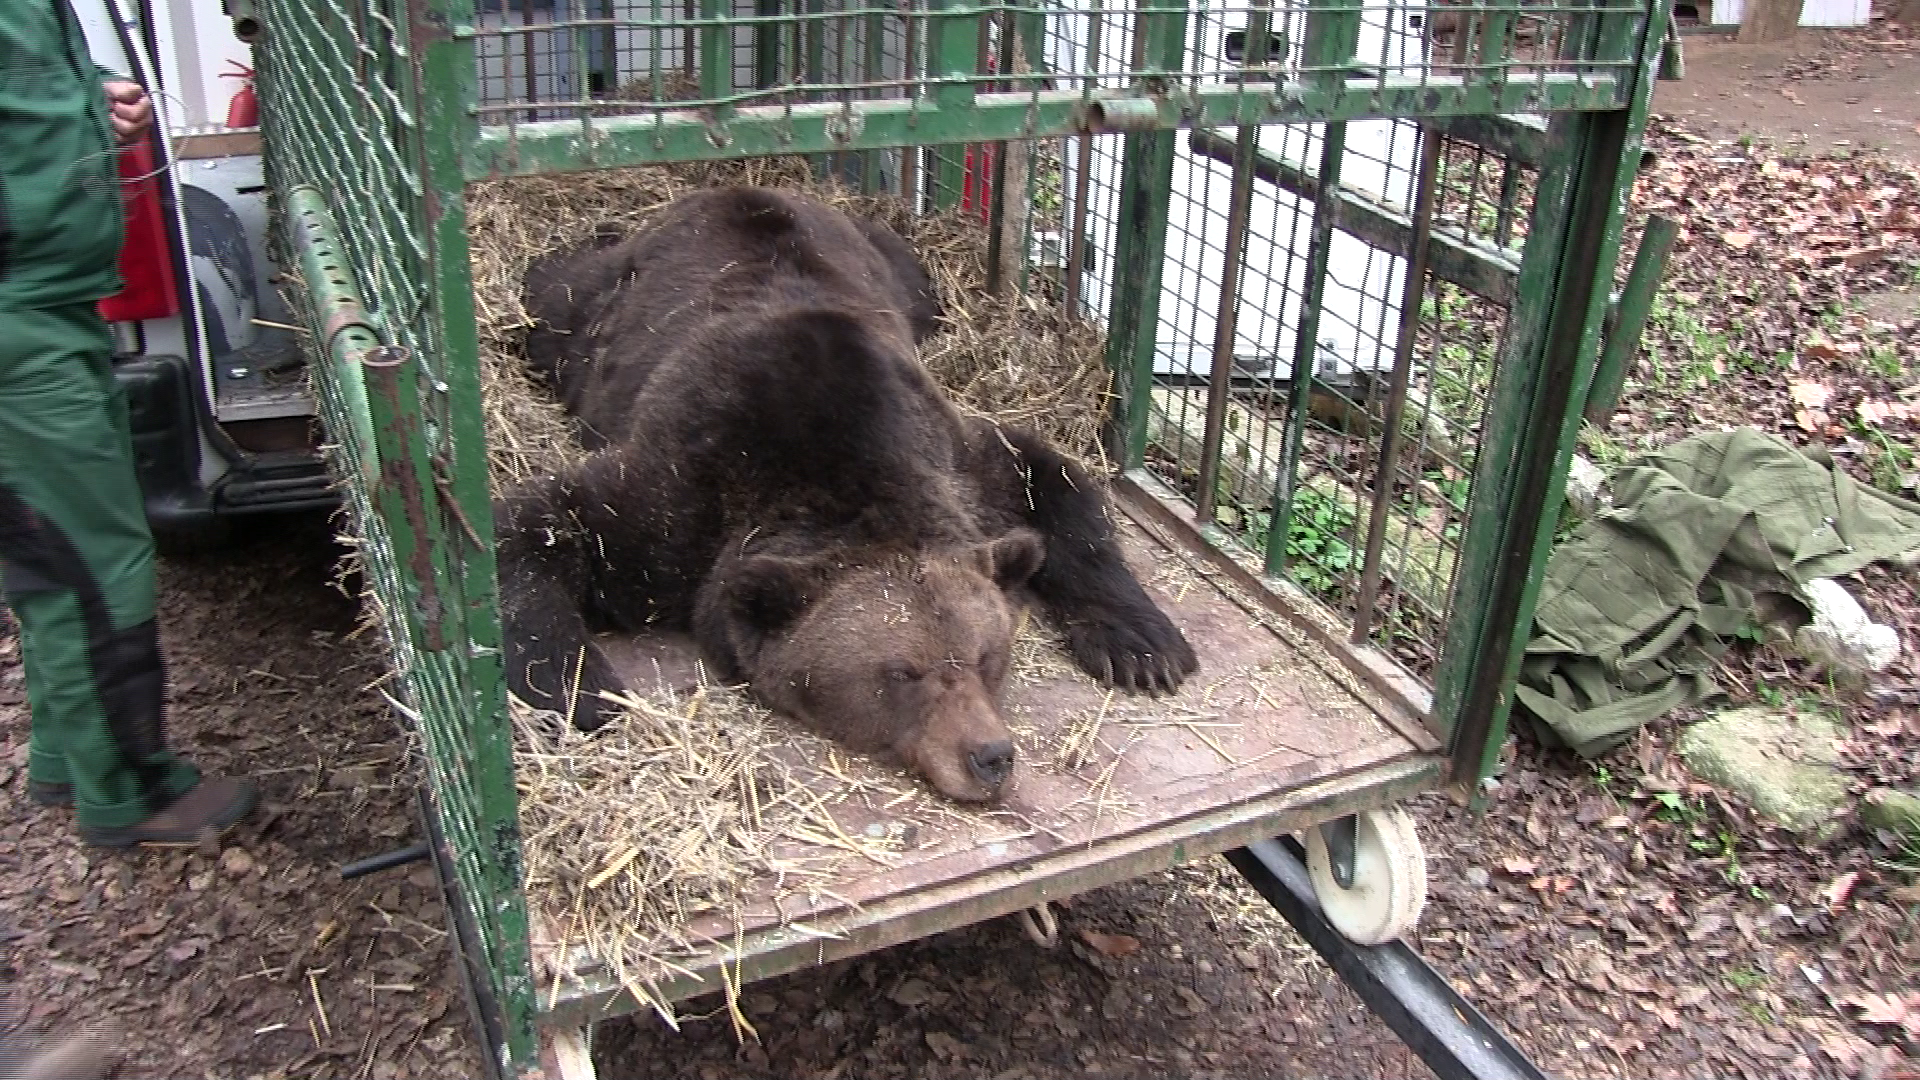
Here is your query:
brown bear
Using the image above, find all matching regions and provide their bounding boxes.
[496,186,1196,803]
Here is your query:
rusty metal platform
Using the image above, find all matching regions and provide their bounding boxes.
[535,487,1448,1026]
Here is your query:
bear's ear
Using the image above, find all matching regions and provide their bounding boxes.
[973,528,1046,592]
[725,554,829,637]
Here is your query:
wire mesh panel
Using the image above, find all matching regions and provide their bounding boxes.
[1031,0,1674,776]
[255,0,537,1068]
[1031,1,1539,681]
[460,0,1654,173]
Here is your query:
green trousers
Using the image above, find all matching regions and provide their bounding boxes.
[0,301,196,828]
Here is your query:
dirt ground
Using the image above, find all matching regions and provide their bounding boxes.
[4,14,1920,1080]
[0,516,484,1080]
[1653,26,1920,160]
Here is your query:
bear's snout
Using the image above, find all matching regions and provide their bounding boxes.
[966,739,1016,790]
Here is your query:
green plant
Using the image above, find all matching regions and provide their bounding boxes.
[1592,764,1614,791]
[1648,292,1751,389]
[1651,790,1701,824]
[1868,344,1905,380]
[1578,423,1632,468]
[1856,421,1915,496]
[1282,485,1358,598]
[1873,826,1920,881]
[1756,679,1785,707]
[1690,828,1743,884]
[1725,966,1768,991]
[1213,482,1358,602]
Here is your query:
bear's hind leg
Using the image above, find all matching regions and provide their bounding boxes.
[964,423,1198,694]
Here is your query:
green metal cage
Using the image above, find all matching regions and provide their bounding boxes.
[252,0,1673,1070]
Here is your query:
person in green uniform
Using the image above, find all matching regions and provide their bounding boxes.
[1,0,256,847]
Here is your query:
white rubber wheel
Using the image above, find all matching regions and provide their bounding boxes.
[1305,807,1428,946]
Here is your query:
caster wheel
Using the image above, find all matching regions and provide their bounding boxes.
[1305,806,1427,945]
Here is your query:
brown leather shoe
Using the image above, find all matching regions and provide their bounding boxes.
[79,775,257,848]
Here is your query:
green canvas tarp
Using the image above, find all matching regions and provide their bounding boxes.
[1514,428,1920,758]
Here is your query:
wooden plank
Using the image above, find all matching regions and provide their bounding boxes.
[542,753,1440,1026]
[173,131,263,160]
[1427,114,1550,168]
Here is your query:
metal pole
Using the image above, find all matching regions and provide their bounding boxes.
[1352,22,1473,643]
[1226,838,1556,1080]
[1192,0,1271,525]
[1265,123,1347,575]
[1583,214,1678,428]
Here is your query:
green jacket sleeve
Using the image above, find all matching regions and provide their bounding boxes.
[0,0,129,307]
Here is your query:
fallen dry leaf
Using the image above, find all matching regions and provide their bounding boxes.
[1820,1032,1875,1068]
[889,978,935,1007]
[1791,380,1834,407]
[1858,400,1919,426]
[1722,229,1755,249]
[924,1032,966,1061]
[1795,408,1830,433]
[1834,246,1889,269]
[1840,991,1916,1029]
[1824,870,1861,913]
[1076,929,1141,959]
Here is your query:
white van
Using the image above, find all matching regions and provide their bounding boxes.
[69,0,331,552]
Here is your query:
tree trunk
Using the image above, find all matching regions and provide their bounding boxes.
[993,31,1034,296]
[1736,0,1803,43]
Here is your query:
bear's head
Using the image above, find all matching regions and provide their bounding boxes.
[699,530,1046,802]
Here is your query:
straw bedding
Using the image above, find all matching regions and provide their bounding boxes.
[464,157,1234,1007]
[465,156,1112,490]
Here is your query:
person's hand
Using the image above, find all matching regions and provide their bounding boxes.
[103,79,153,145]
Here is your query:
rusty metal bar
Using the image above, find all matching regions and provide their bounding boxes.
[1061,0,1102,318]
[1351,125,1444,645]
[1193,0,1271,526]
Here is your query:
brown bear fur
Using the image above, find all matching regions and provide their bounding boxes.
[496,186,1196,802]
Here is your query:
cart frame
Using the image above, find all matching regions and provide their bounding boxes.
[247,0,1676,1071]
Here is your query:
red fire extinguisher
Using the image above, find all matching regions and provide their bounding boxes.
[222,60,257,128]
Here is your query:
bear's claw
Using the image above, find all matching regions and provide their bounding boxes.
[1067,609,1198,696]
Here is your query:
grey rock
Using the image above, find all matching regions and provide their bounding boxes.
[1678,705,1849,835]
[1564,454,1609,517]
[1794,578,1901,677]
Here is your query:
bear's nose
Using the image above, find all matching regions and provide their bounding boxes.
[966,739,1016,789]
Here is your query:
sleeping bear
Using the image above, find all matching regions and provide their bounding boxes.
[495,186,1197,803]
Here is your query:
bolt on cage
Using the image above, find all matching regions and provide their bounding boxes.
[252,0,1671,1069]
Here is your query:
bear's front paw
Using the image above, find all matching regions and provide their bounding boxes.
[1066,607,1198,696]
